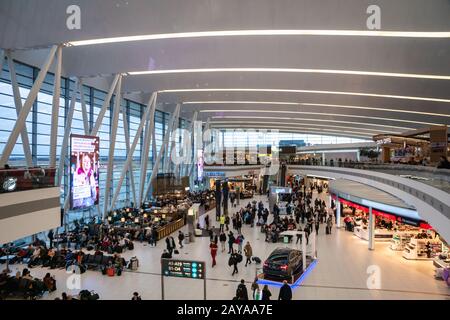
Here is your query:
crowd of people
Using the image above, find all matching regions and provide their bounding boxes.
[0,268,56,299]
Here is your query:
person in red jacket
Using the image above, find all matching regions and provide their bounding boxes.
[210,241,218,267]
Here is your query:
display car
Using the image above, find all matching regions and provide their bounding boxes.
[263,247,303,279]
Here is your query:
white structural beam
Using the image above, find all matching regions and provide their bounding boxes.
[336,199,341,228]
[57,78,79,186]
[0,49,4,79]
[110,92,156,211]
[121,104,137,207]
[143,104,181,201]
[163,104,181,173]
[368,206,375,250]
[182,111,197,177]
[0,45,57,167]
[78,78,90,135]
[91,73,120,136]
[138,93,157,205]
[103,75,122,217]
[188,117,209,178]
[49,46,62,167]
[5,51,33,167]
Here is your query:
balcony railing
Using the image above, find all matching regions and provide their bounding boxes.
[0,167,56,194]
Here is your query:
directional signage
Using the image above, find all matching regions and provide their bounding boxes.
[161,259,205,279]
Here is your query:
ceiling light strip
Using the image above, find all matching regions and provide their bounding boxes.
[212,126,376,136]
[208,111,436,126]
[209,117,411,130]
[210,121,380,136]
[214,128,371,140]
[159,88,450,104]
[67,29,450,46]
[208,116,415,130]
[185,101,450,118]
[209,121,400,133]
[128,68,450,80]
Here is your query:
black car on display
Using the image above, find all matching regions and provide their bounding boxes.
[263,248,303,280]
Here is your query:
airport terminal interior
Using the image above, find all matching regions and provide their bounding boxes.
[0,1,449,301]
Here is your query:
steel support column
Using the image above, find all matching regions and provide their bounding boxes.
[143,104,180,201]
[49,46,62,167]
[91,74,120,136]
[58,78,79,186]
[0,49,4,79]
[182,111,197,177]
[5,51,33,167]
[163,104,180,173]
[121,104,137,207]
[138,93,157,205]
[187,118,209,179]
[103,75,122,218]
[78,78,90,135]
[0,45,57,167]
[368,206,375,251]
[110,92,156,211]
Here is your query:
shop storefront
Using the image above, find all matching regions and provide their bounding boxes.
[332,195,449,261]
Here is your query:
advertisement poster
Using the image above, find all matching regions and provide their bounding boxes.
[70,134,100,209]
[197,149,204,181]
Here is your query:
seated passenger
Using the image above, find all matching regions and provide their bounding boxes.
[43,273,56,292]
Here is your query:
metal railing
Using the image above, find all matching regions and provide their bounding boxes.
[288,165,450,221]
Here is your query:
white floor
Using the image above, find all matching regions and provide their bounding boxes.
[5,193,450,300]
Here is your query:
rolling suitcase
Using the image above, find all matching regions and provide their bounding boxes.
[107,267,115,277]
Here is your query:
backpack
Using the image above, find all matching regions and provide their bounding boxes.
[228,256,235,266]
[129,257,139,271]
[79,290,91,300]
[127,242,134,250]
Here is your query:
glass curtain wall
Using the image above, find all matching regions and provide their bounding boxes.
[0,58,183,229]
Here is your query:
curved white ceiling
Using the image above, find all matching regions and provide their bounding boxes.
[1,0,449,139]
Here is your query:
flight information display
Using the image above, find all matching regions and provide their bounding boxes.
[161,259,205,279]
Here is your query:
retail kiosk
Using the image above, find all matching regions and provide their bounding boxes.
[268,186,293,215]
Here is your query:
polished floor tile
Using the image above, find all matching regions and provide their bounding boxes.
[5,193,449,300]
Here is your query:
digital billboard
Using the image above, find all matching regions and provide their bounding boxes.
[70,134,99,210]
[197,149,204,181]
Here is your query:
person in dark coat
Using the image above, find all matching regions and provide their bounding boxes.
[169,236,176,251]
[236,279,248,300]
[230,252,240,276]
[165,237,173,255]
[278,280,292,300]
[262,285,272,300]
[228,231,235,254]
[48,230,54,249]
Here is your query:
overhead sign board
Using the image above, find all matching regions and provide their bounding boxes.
[204,171,226,178]
[161,259,205,279]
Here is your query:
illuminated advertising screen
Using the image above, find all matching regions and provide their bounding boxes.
[197,149,204,181]
[70,134,99,210]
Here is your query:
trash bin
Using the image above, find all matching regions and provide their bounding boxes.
[184,233,190,244]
